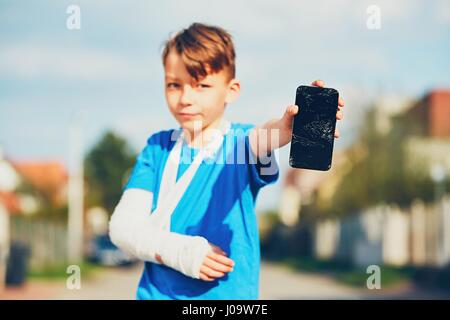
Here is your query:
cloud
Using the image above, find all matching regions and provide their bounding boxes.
[0,44,153,81]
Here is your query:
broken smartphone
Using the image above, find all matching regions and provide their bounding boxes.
[289,85,339,171]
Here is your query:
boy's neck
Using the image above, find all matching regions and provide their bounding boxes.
[182,116,225,149]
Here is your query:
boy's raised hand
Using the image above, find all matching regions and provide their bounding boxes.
[249,80,344,158]
[279,79,344,146]
[199,243,235,282]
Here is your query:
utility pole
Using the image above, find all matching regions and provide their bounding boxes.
[67,112,84,264]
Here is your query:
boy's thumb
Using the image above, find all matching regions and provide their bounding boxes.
[283,105,299,124]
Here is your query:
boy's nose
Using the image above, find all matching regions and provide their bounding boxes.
[179,85,194,106]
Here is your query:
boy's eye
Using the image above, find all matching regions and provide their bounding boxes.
[167,82,180,89]
[196,83,211,88]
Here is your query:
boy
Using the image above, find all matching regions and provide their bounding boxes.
[109,22,344,300]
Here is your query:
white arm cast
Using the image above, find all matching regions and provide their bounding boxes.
[108,188,211,279]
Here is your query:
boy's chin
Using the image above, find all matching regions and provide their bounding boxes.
[178,119,206,132]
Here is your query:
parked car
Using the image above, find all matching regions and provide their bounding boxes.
[87,234,137,267]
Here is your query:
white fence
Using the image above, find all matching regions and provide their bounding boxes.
[313,197,450,268]
[9,216,68,270]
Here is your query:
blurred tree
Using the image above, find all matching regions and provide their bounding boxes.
[15,178,68,221]
[84,131,136,214]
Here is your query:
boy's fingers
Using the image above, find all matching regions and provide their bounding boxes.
[199,271,215,282]
[284,104,298,121]
[334,128,340,138]
[200,265,225,279]
[204,256,233,273]
[311,80,344,108]
[208,251,235,267]
[311,80,325,87]
[336,110,343,120]
[289,105,299,115]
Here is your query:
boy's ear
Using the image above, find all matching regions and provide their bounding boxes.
[225,79,240,104]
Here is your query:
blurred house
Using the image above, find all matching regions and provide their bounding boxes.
[0,149,71,270]
[0,148,33,215]
[13,161,68,208]
[0,147,69,215]
[278,149,352,226]
[400,90,450,176]
[403,89,450,138]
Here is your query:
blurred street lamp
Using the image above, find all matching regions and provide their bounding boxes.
[67,112,85,264]
[430,163,448,266]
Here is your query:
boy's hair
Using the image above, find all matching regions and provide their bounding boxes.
[162,22,236,82]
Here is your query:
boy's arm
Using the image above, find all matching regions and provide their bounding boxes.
[248,80,344,159]
[109,188,211,279]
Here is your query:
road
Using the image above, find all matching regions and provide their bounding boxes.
[1,261,449,300]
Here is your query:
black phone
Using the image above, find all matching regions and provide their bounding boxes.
[289,85,339,171]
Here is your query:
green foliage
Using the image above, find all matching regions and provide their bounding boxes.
[84,131,137,214]
[15,179,68,220]
[31,203,69,222]
[28,260,102,280]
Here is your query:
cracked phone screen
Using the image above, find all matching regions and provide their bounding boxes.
[289,85,339,171]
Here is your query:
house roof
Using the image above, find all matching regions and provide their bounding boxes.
[12,161,68,204]
[428,90,450,137]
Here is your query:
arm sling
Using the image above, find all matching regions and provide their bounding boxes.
[109,119,231,279]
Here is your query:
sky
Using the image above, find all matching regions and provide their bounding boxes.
[1,0,450,212]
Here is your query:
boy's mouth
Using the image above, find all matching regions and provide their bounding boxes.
[179,112,201,119]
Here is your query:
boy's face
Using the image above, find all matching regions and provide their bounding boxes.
[164,49,240,134]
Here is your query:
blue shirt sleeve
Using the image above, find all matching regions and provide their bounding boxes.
[124,133,159,193]
[244,129,280,190]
